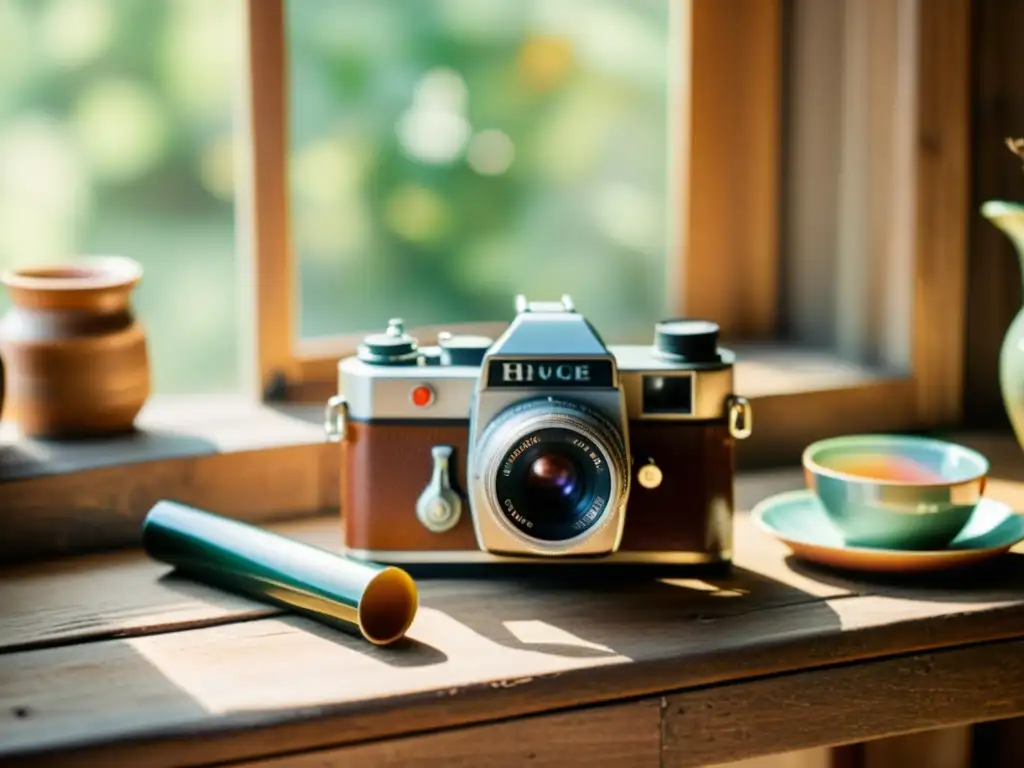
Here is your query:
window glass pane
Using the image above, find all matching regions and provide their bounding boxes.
[289,0,678,344]
[0,0,241,394]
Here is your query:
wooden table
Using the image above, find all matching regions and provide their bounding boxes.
[2,466,1024,768]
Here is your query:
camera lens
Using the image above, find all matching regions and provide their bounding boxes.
[477,398,629,546]
[526,453,581,504]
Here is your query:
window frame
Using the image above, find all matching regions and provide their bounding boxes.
[239,0,970,459]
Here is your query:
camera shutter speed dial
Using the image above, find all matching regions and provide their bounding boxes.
[654,319,721,363]
[416,445,462,533]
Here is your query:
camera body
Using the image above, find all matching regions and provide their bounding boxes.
[325,295,751,572]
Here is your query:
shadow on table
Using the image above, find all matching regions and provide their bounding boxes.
[156,571,448,669]
[419,564,840,660]
[280,614,449,668]
[0,631,218,764]
[782,551,1024,602]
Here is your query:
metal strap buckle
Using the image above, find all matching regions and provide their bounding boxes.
[728,395,752,440]
[324,395,349,443]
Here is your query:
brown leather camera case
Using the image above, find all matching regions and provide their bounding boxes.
[341,419,735,557]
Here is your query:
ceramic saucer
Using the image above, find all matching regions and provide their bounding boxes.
[752,490,1024,574]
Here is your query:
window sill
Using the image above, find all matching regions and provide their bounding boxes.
[0,396,336,565]
[0,345,968,564]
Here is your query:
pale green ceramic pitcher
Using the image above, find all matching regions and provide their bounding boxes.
[982,200,1024,446]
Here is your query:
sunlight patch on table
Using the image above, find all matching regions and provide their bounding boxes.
[124,608,631,715]
[830,595,1019,632]
[502,620,617,654]
[660,578,749,598]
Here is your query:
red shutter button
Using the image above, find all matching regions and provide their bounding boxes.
[410,384,435,408]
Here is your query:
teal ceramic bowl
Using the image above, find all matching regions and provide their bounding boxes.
[802,435,989,550]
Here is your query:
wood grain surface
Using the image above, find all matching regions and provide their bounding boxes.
[0,396,326,479]
[684,0,781,339]
[0,519,334,654]
[0,397,338,564]
[661,639,1024,767]
[912,0,970,427]
[2,481,1023,767]
[238,699,663,768]
[241,0,300,399]
[0,443,339,564]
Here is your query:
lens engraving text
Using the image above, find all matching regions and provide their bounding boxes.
[503,498,534,528]
[571,438,603,469]
[572,496,606,530]
[502,435,540,477]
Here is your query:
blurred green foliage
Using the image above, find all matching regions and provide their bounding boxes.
[0,0,673,394]
[290,0,673,343]
[0,0,240,394]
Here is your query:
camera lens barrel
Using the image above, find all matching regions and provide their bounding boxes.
[477,398,629,550]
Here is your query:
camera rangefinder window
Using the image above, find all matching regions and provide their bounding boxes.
[642,374,694,414]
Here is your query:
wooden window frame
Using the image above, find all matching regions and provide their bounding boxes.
[240,0,969,463]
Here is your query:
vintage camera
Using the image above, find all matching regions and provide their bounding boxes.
[325,295,752,573]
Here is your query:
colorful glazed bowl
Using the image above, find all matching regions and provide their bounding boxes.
[802,435,989,550]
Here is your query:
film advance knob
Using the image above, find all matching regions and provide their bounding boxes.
[654,319,721,362]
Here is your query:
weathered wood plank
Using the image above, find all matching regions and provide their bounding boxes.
[0,444,338,565]
[2,583,1023,767]
[0,518,333,653]
[0,395,338,564]
[661,639,1024,767]
[0,396,325,481]
[237,699,663,768]
[236,647,1004,768]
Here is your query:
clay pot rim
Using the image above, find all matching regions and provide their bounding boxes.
[1,256,143,292]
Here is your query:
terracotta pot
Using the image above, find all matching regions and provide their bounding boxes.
[0,256,151,438]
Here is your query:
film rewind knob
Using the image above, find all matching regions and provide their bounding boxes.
[416,445,462,533]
